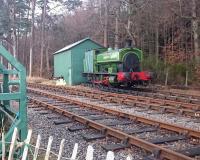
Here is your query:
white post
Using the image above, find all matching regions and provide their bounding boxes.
[8,128,18,160]
[165,68,169,86]
[85,145,94,160]
[2,131,5,160]
[33,135,41,160]
[185,70,188,87]
[22,129,33,160]
[57,139,65,160]
[44,136,53,160]
[126,154,133,160]
[106,151,114,160]
[70,143,78,160]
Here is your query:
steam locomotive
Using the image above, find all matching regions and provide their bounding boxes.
[83,41,153,87]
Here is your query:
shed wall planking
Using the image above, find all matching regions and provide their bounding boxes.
[54,50,72,85]
[71,41,102,85]
[54,38,103,85]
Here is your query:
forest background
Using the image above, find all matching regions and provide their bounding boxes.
[0,0,200,87]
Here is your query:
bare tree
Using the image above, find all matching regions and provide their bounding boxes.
[103,0,108,47]
[10,2,17,59]
[191,0,199,63]
[40,0,47,77]
[29,0,36,77]
[114,6,119,49]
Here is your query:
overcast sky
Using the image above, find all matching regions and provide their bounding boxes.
[35,0,88,16]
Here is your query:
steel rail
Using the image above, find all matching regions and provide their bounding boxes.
[28,83,200,117]
[28,83,200,100]
[29,96,194,160]
[158,89,200,99]
[27,87,200,139]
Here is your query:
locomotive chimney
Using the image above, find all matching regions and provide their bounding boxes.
[125,39,132,48]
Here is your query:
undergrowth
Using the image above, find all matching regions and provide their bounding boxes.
[142,55,200,87]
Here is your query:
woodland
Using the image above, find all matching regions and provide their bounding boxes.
[0,0,200,86]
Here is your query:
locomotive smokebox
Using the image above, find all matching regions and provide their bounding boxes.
[125,39,132,48]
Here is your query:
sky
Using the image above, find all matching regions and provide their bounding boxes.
[35,1,65,16]
[35,0,88,16]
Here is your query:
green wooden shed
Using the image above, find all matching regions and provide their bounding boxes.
[53,38,103,85]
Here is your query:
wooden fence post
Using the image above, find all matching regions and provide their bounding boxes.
[57,139,65,160]
[86,145,94,160]
[8,128,18,160]
[106,151,114,160]
[4,132,134,160]
[2,131,5,160]
[22,129,32,160]
[44,136,53,160]
[33,135,41,160]
[71,143,78,160]
[126,154,132,160]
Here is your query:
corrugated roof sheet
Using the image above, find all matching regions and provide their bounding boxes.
[54,37,100,55]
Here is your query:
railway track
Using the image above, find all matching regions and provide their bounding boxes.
[28,83,200,118]
[28,86,200,160]
[82,83,200,104]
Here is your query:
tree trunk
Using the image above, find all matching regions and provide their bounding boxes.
[155,23,159,65]
[185,70,188,87]
[126,0,136,46]
[164,22,167,65]
[191,0,199,63]
[45,36,50,73]
[23,0,30,69]
[16,26,20,59]
[29,0,36,77]
[165,68,169,86]
[10,3,17,59]
[40,0,47,77]
[114,9,119,49]
[23,31,28,66]
[103,0,108,47]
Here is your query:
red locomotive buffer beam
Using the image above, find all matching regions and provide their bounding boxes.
[117,72,130,82]
[117,71,152,83]
[130,71,152,81]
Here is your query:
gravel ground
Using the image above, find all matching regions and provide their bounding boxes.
[28,90,200,159]
[29,90,200,131]
[64,95,200,131]
[28,105,147,160]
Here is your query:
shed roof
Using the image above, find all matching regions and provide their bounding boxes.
[54,37,103,55]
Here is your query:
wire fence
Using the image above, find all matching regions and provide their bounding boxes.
[1,128,133,160]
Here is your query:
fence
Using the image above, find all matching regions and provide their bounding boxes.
[1,128,133,160]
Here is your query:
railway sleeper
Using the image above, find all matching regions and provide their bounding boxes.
[148,135,187,144]
[85,115,116,120]
[46,115,60,119]
[38,111,51,115]
[190,99,200,105]
[143,149,162,160]
[82,133,106,141]
[28,94,200,159]
[124,127,157,134]
[53,119,73,125]
[102,120,132,126]
[101,143,131,151]
[68,125,89,132]
[178,145,200,157]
